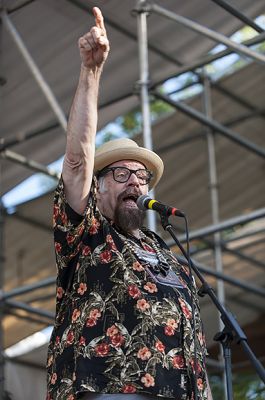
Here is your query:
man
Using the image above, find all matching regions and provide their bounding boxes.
[47,7,212,400]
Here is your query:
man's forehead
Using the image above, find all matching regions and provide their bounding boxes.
[109,159,146,169]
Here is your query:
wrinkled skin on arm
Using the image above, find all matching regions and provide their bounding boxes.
[62,7,109,214]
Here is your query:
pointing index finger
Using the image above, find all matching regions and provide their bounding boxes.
[93,7,106,33]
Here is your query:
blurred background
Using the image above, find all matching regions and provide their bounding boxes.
[0,1,265,398]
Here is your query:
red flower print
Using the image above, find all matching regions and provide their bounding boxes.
[82,245,91,256]
[179,298,192,319]
[132,261,144,272]
[106,325,119,337]
[71,308,81,323]
[122,385,136,393]
[100,250,112,263]
[89,217,100,234]
[143,243,155,253]
[190,358,202,374]
[166,318,178,329]
[164,326,175,336]
[197,378,204,391]
[128,285,141,299]
[66,233,75,245]
[144,282,158,293]
[77,224,84,235]
[95,343,110,357]
[50,372,57,385]
[55,242,62,253]
[86,318,97,327]
[79,336,86,346]
[106,234,117,251]
[155,340,165,353]
[110,333,124,348]
[141,373,155,388]
[66,331,74,346]
[53,204,59,219]
[172,355,185,369]
[56,286,64,299]
[77,282,87,295]
[55,336,60,346]
[89,308,101,319]
[137,346,151,360]
[61,211,68,225]
[136,299,150,312]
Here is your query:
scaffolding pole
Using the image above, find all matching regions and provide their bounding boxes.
[0,201,5,397]
[136,0,156,231]
[150,3,265,65]
[210,0,264,34]
[1,149,60,180]
[174,207,265,243]
[1,11,67,132]
[202,71,227,399]
[152,90,265,159]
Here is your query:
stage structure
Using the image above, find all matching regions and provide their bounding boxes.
[0,1,265,398]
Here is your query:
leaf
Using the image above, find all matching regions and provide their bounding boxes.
[80,384,96,391]
[86,335,105,348]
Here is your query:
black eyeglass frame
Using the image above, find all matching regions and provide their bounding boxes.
[98,166,153,185]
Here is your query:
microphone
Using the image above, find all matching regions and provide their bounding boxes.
[137,195,185,217]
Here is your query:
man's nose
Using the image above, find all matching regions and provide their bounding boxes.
[127,171,140,186]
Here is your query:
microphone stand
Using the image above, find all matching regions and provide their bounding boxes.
[159,214,265,399]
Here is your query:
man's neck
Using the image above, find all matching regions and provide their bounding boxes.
[128,228,141,239]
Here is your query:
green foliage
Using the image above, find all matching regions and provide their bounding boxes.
[209,372,265,400]
[119,99,173,137]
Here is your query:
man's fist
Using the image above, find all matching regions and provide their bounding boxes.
[78,7,109,70]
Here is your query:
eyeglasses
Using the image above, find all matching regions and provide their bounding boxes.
[99,166,153,185]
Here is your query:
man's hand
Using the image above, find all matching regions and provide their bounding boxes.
[78,7,109,70]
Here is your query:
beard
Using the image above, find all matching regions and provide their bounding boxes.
[113,189,145,232]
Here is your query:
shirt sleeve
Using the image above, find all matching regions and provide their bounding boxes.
[53,176,98,294]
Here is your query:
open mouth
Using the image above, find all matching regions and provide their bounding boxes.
[122,194,139,207]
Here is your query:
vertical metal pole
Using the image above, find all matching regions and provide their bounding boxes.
[136,0,156,231]
[202,71,227,399]
[1,11,67,132]
[0,201,5,397]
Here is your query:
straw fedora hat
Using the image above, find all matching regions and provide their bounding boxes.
[94,138,164,189]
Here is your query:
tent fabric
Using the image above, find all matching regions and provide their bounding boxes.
[1,0,265,391]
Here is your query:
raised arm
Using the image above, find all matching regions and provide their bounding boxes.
[62,7,109,214]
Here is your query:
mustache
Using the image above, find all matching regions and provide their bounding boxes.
[117,187,142,202]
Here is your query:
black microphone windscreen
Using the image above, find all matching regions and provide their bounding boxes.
[136,194,150,211]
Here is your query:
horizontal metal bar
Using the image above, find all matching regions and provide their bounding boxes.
[150,4,265,65]
[7,0,36,14]
[153,32,265,86]
[175,255,265,298]
[4,308,52,329]
[166,208,265,246]
[0,122,59,151]
[4,299,54,321]
[0,277,55,301]
[1,149,60,180]
[210,0,264,34]
[153,90,265,159]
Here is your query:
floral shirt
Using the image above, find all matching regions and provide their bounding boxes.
[46,178,208,400]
